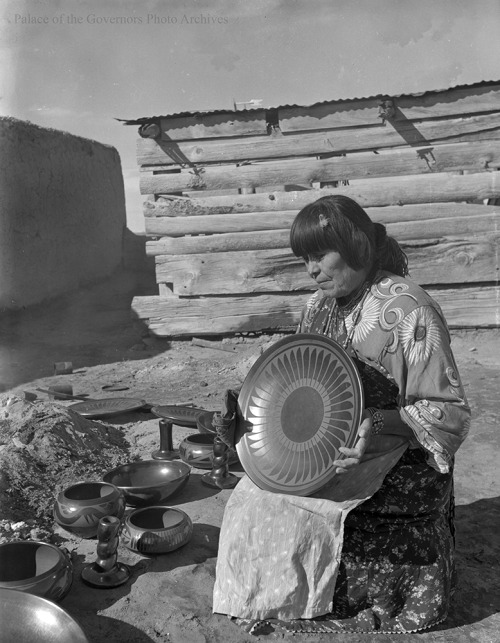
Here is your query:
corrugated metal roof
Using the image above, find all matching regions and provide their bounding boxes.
[117,80,500,125]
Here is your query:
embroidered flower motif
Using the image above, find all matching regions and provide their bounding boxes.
[301,291,324,331]
[415,399,445,424]
[345,292,381,343]
[445,365,465,399]
[398,307,441,365]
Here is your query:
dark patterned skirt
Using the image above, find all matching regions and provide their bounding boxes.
[228,448,456,637]
[318,447,455,633]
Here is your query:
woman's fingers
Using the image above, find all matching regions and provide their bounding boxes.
[358,415,372,437]
[338,445,363,458]
[333,413,373,473]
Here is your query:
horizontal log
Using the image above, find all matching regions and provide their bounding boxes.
[137,113,500,165]
[155,239,498,295]
[279,84,500,132]
[158,110,268,140]
[132,292,305,335]
[429,286,500,328]
[145,211,500,255]
[146,211,291,235]
[131,285,500,336]
[144,204,500,237]
[145,171,500,217]
[146,231,289,255]
[157,249,306,293]
[139,140,500,194]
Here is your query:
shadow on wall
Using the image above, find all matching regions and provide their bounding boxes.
[0,229,163,390]
[122,228,155,273]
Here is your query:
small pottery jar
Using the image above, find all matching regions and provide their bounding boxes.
[0,540,73,602]
[121,506,193,555]
[178,433,238,469]
[54,481,125,538]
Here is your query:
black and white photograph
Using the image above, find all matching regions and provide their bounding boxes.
[0,1,499,641]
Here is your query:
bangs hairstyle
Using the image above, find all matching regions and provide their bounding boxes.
[290,196,375,271]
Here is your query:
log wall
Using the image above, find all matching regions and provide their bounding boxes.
[128,83,500,336]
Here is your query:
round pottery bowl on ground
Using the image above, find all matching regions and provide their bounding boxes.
[54,481,125,538]
[121,505,193,554]
[0,588,89,643]
[0,540,73,602]
[102,460,190,508]
[178,433,239,469]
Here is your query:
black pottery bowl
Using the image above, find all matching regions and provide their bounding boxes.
[54,481,125,538]
[102,460,190,507]
[0,540,73,602]
[0,587,89,642]
[121,505,193,555]
[178,433,239,469]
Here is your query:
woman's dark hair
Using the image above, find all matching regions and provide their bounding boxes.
[290,195,409,277]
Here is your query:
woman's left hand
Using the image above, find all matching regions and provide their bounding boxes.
[332,410,372,474]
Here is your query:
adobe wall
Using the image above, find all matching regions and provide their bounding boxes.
[0,117,126,310]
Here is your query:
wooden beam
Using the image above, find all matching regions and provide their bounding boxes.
[158,109,268,140]
[137,113,500,165]
[155,239,498,295]
[132,292,306,335]
[143,171,500,217]
[131,285,500,336]
[144,205,500,237]
[278,84,500,132]
[146,231,289,255]
[145,210,500,254]
[430,285,500,328]
[139,140,500,194]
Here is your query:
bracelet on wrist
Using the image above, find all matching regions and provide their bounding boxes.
[367,408,384,436]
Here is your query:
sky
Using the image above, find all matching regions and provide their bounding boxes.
[1,0,500,232]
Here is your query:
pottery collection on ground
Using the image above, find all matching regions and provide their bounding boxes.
[0,405,237,641]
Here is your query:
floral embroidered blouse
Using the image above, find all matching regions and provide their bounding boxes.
[299,271,471,473]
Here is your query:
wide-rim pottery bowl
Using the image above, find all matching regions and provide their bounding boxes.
[121,505,193,554]
[54,481,125,538]
[102,460,190,507]
[0,587,89,642]
[178,433,239,469]
[0,540,73,602]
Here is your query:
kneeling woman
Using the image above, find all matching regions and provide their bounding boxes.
[213,195,470,634]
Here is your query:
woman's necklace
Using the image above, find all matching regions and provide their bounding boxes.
[324,281,372,350]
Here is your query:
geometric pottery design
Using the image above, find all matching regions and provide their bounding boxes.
[121,506,193,554]
[236,333,364,496]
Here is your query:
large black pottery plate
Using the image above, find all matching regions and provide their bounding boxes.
[236,334,364,496]
[151,405,205,427]
[68,398,147,418]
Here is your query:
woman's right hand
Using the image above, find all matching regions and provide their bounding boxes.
[332,411,372,474]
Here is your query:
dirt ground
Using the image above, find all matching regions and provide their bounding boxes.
[1,266,499,643]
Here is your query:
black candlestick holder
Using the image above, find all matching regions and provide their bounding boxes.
[152,419,178,460]
[81,516,130,588]
[201,435,239,489]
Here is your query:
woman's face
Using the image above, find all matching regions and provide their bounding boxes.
[304,250,368,299]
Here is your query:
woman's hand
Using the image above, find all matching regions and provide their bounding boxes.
[332,410,372,474]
